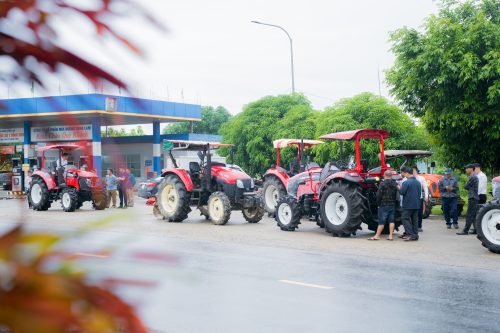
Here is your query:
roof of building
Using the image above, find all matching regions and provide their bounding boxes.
[0,94,201,126]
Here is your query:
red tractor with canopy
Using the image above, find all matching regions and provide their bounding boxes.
[262,139,323,215]
[155,140,265,225]
[29,144,106,212]
[275,129,402,236]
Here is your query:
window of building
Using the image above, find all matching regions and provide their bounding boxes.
[102,154,141,177]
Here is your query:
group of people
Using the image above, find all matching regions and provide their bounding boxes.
[370,166,427,241]
[369,162,488,242]
[439,163,487,236]
[105,167,136,209]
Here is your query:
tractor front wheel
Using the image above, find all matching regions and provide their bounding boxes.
[476,200,500,254]
[275,195,301,231]
[208,191,231,225]
[61,187,78,212]
[320,182,367,237]
[263,177,287,216]
[30,178,51,211]
[242,195,265,223]
[157,175,192,222]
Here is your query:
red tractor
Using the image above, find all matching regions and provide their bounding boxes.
[155,140,265,225]
[262,139,323,215]
[275,129,402,236]
[29,144,106,212]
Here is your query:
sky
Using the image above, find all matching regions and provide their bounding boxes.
[1,0,440,130]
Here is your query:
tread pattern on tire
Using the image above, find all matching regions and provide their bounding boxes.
[476,200,500,254]
[262,176,287,214]
[320,181,367,237]
[157,174,192,222]
[61,187,78,212]
[242,194,265,223]
[275,195,301,231]
[208,191,232,225]
[30,177,51,211]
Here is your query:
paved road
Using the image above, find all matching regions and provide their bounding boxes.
[2,198,500,332]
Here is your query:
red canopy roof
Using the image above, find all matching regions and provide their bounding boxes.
[37,144,82,152]
[320,129,390,140]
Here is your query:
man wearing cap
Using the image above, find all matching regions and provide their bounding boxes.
[474,163,488,205]
[457,164,479,235]
[438,168,459,229]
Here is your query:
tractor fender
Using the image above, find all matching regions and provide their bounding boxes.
[318,171,363,196]
[161,169,193,192]
[32,170,57,190]
[263,169,289,189]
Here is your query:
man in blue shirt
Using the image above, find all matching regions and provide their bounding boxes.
[438,168,459,229]
[399,166,422,241]
[105,168,117,208]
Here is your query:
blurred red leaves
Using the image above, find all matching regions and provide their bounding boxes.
[0,225,149,333]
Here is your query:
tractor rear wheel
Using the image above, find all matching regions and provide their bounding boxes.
[61,187,78,212]
[30,178,51,211]
[422,200,432,219]
[92,191,107,210]
[320,182,367,237]
[263,177,287,215]
[476,200,500,254]
[208,191,231,225]
[242,194,265,223]
[275,195,301,231]
[157,175,192,222]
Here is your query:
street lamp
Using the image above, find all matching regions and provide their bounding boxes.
[251,20,295,94]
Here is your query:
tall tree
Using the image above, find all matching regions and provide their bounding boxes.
[163,106,232,134]
[386,0,500,171]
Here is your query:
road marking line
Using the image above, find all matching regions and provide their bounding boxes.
[74,252,109,258]
[279,279,334,290]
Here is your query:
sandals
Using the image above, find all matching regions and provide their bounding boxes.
[387,238,394,241]
[367,237,380,241]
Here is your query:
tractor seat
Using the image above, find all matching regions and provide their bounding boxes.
[211,162,226,167]
[320,162,340,181]
[360,159,368,172]
[189,162,201,177]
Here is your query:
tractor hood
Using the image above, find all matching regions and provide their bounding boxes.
[66,169,98,178]
[211,165,251,184]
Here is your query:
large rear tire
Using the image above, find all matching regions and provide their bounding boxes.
[208,191,231,225]
[275,195,301,231]
[263,177,287,215]
[92,191,107,210]
[157,175,192,222]
[61,187,78,212]
[476,201,500,254]
[320,182,367,237]
[422,200,432,219]
[30,178,51,211]
[242,194,265,223]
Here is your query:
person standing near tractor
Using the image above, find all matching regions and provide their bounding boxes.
[438,169,459,229]
[117,167,128,209]
[399,166,421,241]
[457,164,479,235]
[368,170,399,241]
[105,168,118,208]
[474,163,488,204]
[413,166,429,232]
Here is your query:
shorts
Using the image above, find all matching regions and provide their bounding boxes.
[378,205,395,225]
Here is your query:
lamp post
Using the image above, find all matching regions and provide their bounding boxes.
[251,20,295,94]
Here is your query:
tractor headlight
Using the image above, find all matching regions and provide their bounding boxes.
[86,178,92,187]
[236,179,244,188]
[250,178,255,189]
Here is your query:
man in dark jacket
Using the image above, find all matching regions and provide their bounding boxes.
[368,170,399,241]
[438,168,459,229]
[399,166,422,241]
[457,164,479,235]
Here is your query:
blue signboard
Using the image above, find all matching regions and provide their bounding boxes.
[144,159,152,166]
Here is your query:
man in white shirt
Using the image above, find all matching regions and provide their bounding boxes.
[56,152,69,169]
[474,163,487,204]
[413,166,429,232]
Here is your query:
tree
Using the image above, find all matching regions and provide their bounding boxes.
[386,0,500,171]
[163,106,232,134]
[312,93,431,168]
[219,94,316,176]
[101,125,145,137]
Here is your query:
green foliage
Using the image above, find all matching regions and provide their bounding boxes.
[312,93,431,169]
[101,125,144,137]
[163,106,232,134]
[219,94,315,176]
[386,0,500,172]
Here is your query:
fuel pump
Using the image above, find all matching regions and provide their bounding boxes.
[11,157,22,192]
